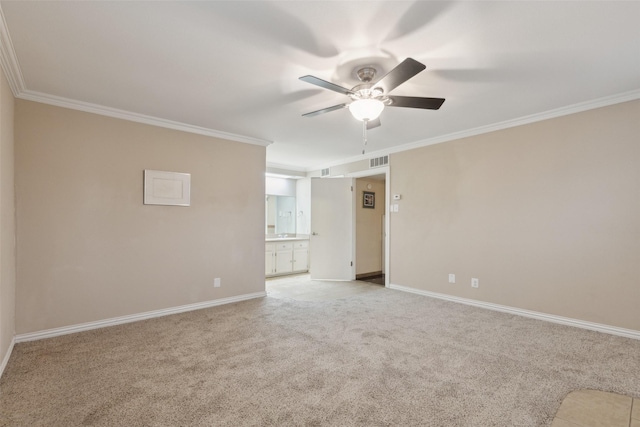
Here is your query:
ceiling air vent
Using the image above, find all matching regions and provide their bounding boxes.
[369,155,389,169]
[321,168,330,177]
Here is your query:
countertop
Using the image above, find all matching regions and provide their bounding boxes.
[265,235,310,242]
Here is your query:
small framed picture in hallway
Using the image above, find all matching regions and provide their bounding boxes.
[363,191,375,209]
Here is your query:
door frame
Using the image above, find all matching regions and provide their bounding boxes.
[347,166,390,287]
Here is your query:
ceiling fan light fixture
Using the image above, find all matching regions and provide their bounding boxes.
[349,99,384,121]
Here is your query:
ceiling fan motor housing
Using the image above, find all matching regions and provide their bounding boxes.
[350,84,385,101]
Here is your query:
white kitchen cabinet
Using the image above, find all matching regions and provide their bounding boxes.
[265,239,309,277]
[275,242,294,274]
[292,240,309,272]
[265,243,276,275]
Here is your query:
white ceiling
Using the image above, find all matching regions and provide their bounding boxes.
[1,1,639,171]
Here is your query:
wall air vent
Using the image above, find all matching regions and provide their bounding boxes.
[369,155,389,169]
[321,168,330,177]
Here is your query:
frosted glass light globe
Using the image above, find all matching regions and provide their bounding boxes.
[349,99,384,121]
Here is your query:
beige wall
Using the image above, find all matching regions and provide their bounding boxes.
[15,100,266,334]
[390,100,640,331]
[0,68,16,364]
[356,178,385,275]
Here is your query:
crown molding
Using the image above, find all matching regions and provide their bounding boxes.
[0,3,272,147]
[387,89,640,157]
[17,90,272,146]
[309,146,390,173]
[266,162,309,173]
[0,4,25,96]
[1,0,637,163]
[309,89,640,172]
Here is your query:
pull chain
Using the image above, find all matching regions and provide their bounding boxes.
[362,120,368,155]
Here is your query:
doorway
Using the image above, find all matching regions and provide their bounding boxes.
[307,166,390,286]
[354,173,386,286]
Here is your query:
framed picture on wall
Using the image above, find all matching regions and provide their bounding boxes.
[363,191,375,209]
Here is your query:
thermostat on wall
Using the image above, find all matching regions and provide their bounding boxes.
[393,194,402,200]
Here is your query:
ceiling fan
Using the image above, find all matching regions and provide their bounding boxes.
[299,57,445,131]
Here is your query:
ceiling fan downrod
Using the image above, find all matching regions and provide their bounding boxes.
[356,67,376,83]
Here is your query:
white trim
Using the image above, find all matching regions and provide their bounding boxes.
[347,167,390,287]
[17,90,272,147]
[309,89,640,172]
[389,284,640,341]
[346,166,389,179]
[15,291,266,343]
[2,0,637,169]
[265,168,307,179]
[0,4,25,96]
[266,162,308,173]
[2,0,638,169]
[0,337,15,379]
[0,2,271,148]
[0,10,273,148]
[385,89,640,156]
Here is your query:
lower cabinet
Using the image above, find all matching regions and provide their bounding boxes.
[275,245,294,274]
[293,247,308,272]
[266,240,309,276]
[265,244,276,276]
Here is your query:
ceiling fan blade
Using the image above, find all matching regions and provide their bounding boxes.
[299,75,354,95]
[387,96,445,110]
[367,118,381,130]
[302,103,348,117]
[373,58,426,94]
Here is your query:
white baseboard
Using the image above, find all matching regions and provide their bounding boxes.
[15,291,266,343]
[1,337,15,378]
[389,284,640,340]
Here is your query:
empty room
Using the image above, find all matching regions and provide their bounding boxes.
[0,2,639,426]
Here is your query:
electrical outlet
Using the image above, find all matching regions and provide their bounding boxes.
[214,278,221,288]
[448,274,455,283]
[471,278,479,288]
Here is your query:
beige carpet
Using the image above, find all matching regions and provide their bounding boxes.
[1,283,639,426]
[266,274,382,301]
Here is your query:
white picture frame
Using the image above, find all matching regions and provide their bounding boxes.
[144,170,191,206]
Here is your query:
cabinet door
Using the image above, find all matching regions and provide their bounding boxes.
[265,243,276,276]
[293,248,309,272]
[276,250,293,273]
[265,251,275,275]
